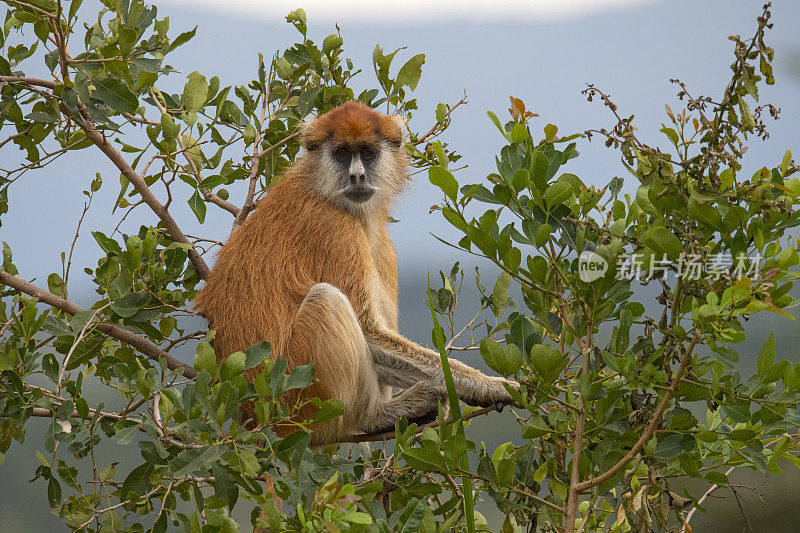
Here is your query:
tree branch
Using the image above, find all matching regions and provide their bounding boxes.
[70,113,211,279]
[0,270,197,378]
[0,75,56,89]
[323,402,507,445]
[575,332,701,491]
[7,66,211,279]
[149,89,241,218]
[566,303,593,532]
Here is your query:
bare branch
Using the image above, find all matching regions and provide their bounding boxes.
[0,75,56,89]
[0,125,34,150]
[64,194,92,290]
[413,94,468,146]
[324,401,507,445]
[3,0,55,17]
[233,131,301,229]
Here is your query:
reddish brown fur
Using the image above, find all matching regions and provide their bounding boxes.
[302,100,402,148]
[194,103,404,430]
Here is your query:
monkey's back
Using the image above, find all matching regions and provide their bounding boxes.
[194,169,396,373]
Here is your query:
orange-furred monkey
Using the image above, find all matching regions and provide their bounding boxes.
[195,101,515,445]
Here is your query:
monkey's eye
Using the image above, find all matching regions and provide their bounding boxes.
[333,146,350,162]
[360,146,377,161]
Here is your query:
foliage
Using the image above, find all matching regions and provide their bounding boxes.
[425,4,800,531]
[0,1,798,532]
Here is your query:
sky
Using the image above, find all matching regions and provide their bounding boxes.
[2,0,800,530]
[164,0,656,22]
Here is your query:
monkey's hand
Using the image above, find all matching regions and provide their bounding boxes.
[462,375,518,408]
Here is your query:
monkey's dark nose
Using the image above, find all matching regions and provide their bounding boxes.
[349,172,366,185]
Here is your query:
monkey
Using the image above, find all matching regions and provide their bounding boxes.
[194,101,516,446]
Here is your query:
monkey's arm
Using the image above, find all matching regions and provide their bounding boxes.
[365,327,516,407]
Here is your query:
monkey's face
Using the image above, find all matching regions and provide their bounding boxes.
[327,140,396,204]
[301,102,408,214]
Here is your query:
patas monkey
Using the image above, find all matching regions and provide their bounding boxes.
[195,101,515,444]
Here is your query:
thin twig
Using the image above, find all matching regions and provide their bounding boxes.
[64,194,93,290]
[149,89,240,217]
[682,465,736,531]
[57,303,109,394]
[414,94,468,146]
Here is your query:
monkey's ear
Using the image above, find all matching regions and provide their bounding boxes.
[300,117,321,151]
[387,112,407,147]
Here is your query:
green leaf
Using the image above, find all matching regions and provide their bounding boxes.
[654,433,695,462]
[343,512,372,525]
[492,271,511,311]
[530,345,567,384]
[296,86,321,116]
[522,413,552,439]
[781,150,792,177]
[660,125,679,145]
[530,150,549,192]
[285,8,307,36]
[486,110,508,138]
[511,169,530,193]
[510,123,528,144]
[391,499,428,533]
[212,464,239,510]
[688,197,722,229]
[428,166,458,203]
[309,398,345,424]
[284,363,314,391]
[244,341,271,370]
[705,471,729,485]
[110,292,149,318]
[544,181,572,209]
[724,403,750,423]
[758,333,775,379]
[402,448,447,474]
[188,190,206,223]
[182,71,209,114]
[160,113,179,140]
[121,462,154,496]
[47,476,61,508]
[479,338,521,377]
[728,428,757,441]
[645,227,682,260]
[322,33,344,55]
[194,341,216,375]
[535,223,551,248]
[396,54,425,90]
[220,351,245,381]
[94,78,139,114]
[47,272,65,298]
[168,26,197,52]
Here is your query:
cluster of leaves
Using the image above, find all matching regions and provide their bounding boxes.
[422,4,800,532]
